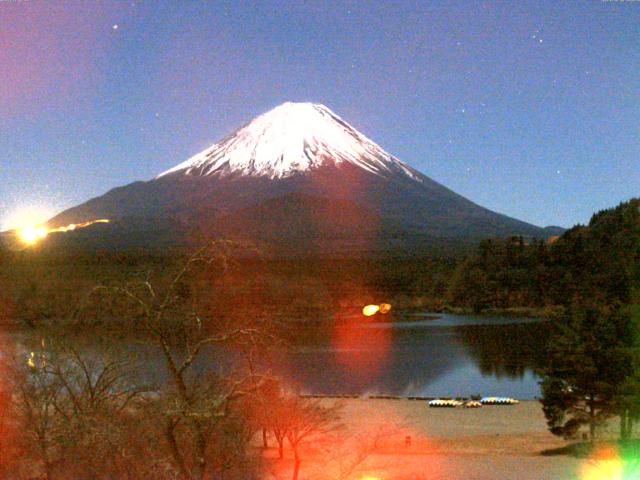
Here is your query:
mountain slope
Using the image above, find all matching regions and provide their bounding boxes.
[47,102,552,254]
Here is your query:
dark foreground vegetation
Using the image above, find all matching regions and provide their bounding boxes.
[538,200,639,444]
[0,198,638,477]
[0,243,358,480]
[2,201,637,332]
[452,198,640,443]
[0,246,460,344]
[449,199,639,313]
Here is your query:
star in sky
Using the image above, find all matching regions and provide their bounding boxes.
[531,29,543,44]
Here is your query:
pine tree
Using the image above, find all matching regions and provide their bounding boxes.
[540,304,634,441]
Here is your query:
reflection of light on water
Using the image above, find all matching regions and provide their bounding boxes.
[332,304,395,382]
[27,352,36,369]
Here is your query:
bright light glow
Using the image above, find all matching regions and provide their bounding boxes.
[18,225,48,245]
[15,219,110,246]
[51,219,110,233]
[362,303,392,316]
[581,460,623,480]
[362,305,380,316]
[2,205,54,232]
[27,352,36,369]
[579,446,632,480]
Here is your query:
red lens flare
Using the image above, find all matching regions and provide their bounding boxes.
[331,306,392,382]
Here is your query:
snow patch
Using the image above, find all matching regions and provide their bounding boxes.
[157,102,421,181]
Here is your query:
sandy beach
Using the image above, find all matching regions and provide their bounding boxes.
[262,399,587,480]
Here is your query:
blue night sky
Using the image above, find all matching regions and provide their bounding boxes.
[1,0,638,230]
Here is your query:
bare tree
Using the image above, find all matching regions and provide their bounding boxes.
[92,241,270,480]
[262,390,342,480]
[6,241,277,479]
[10,343,151,480]
[286,397,341,480]
[0,338,22,477]
[12,353,62,480]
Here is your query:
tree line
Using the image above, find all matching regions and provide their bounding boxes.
[448,198,639,313]
[451,198,640,442]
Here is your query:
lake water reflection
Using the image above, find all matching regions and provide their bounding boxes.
[274,314,549,399]
[13,314,550,400]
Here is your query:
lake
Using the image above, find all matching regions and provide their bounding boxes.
[272,313,549,399]
[11,313,550,400]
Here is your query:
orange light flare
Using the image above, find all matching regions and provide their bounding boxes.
[379,303,392,314]
[16,224,48,245]
[362,303,392,317]
[362,304,380,316]
[15,219,110,246]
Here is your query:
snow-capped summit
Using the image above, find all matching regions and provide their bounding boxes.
[157,102,419,180]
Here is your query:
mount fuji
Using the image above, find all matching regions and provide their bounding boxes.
[47,102,557,254]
